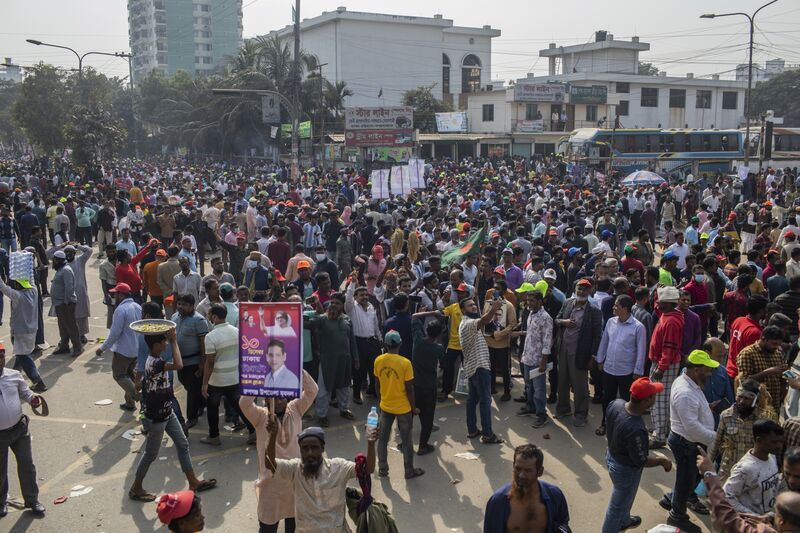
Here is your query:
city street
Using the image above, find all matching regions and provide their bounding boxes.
[0,252,711,532]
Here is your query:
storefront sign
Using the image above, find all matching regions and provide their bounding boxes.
[345,129,413,147]
[569,85,608,104]
[345,106,414,130]
[513,83,565,102]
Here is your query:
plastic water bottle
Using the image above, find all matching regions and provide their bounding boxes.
[367,407,379,430]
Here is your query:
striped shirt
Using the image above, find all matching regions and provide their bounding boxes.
[205,322,240,387]
[459,317,491,378]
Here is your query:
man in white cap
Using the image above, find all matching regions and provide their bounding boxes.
[51,243,92,345]
[50,250,82,357]
[0,273,45,391]
[648,286,684,449]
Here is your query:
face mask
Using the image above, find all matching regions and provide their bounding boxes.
[246,260,258,269]
[694,274,705,282]
[316,253,326,261]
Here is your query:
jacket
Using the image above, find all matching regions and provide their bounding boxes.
[555,298,603,370]
[483,481,570,533]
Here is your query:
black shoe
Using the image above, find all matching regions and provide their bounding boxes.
[513,396,527,403]
[119,403,136,411]
[620,516,642,531]
[80,336,88,345]
[490,388,498,395]
[687,500,710,515]
[500,392,511,402]
[547,394,557,404]
[53,346,70,355]
[31,381,47,393]
[186,418,198,429]
[0,502,7,517]
[666,515,701,533]
[352,396,363,405]
[340,410,355,420]
[26,501,45,516]
[658,494,672,511]
[417,444,435,456]
[319,416,329,427]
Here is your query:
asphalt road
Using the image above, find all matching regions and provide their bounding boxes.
[0,251,713,533]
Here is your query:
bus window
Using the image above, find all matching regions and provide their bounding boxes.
[635,135,648,153]
[727,134,739,151]
[792,135,800,151]
[775,135,783,152]
[648,135,661,152]
[689,134,704,151]
[674,134,687,152]
[664,134,674,152]
[721,135,729,151]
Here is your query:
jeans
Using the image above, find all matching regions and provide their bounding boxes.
[415,387,436,447]
[141,375,185,432]
[314,364,351,418]
[13,353,41,383]
[466,367,493,438]
[112,353,139,407]
[259,518,296,533]
[377,411,415,475]
[134,412,193,482]
[0,238,16,253]
[440,349,462,395]
[668,432,701,520]
[0,416,38,505]
[206,384,254,438]
[522,363,547,415]
[602,452,643,533]
[177,363,204,421]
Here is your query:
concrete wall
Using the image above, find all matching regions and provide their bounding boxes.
[563,48,638,75]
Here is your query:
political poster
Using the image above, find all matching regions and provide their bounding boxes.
[239,302,303,398]
[435,112,468,132]
[513,83,565,103]
[408,158,425,189]
[370,169,390,199]
[390,165,408,196]
[345,106,413,130]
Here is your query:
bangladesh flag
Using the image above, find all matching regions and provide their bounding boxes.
[441,225,486,267]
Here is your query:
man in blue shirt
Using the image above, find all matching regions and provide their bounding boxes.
[483,444,570,533]
[97,282,142,411]
[384,293,412,358]
[171,293,209,427]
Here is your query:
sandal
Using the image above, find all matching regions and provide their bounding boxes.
[378,468,389,477]
[128,491,157,502]
[193,479,217,492]
[480,434,504,445]
[405,467,425,479]
[595,425,606,436]
[467,431,481,439]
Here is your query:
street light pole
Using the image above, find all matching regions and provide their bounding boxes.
[212,88,300,178]
[700,0,778,171]
[316,62,328,171]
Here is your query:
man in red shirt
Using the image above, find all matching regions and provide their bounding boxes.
[727,295,768,379]
[648,286,684,448]
[620,245,645,283]
[723,274,752,338]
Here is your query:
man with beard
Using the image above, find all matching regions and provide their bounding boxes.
[56,243,92,344]
[240,370,317,533]
[304,293,358,427]
[737,326,790,415]
[264,425,376,532]
[662,349,718,532]
[50,250,82,357]
[483,444,570,533]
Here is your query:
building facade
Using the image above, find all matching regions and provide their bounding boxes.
[265,7,500,108]
[0,58,22,83]
[465,32,747,158]
[736,58,799,83]
[128,0,243,82]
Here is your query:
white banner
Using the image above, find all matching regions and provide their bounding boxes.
[345,107,414,130]
[262,95,280,124]
[390,166,407,196]
[408,158,425,189]
[370,169,390,199]
[435,112,467,133]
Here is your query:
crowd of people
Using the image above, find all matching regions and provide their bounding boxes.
[2,154,800,531]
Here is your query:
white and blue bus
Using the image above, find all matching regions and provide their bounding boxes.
[736,127,800,172]
[564,128,744,177]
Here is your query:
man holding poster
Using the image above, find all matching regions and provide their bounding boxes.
[239,302,304,399]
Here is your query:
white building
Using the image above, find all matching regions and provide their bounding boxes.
[736,58,799,82]
[0,58,22,83]
[265,7,501,108]
[465,31,747,158]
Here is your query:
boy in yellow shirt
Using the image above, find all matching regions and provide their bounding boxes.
[374,330,424,479]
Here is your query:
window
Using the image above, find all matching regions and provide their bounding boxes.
[616,82,630,93]
[669,89,686,108]
[202,57,212,64]
[617,100,629,116]
[696,90,712,109]
[201,4,210,11]
[442,54,450,95]
[462,54,481,94]
[482,104,494,122]
[585,105,597,122]
[525,103,539,120]
[722,91,738,109]
[641,87,658,107]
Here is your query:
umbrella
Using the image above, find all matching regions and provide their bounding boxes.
[622,170,666,186]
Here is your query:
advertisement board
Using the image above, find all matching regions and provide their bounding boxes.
[569,85,608,104]
[238,302,303,398]
[261,95,280,124]
[516,119,544,133]
[513,83,565,103]
[345,129,413,147]
[435,112,468,133]
[345,107,414,130]
[280,121,312,139]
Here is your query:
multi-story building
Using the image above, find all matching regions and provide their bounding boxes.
[264,7,501,108]
[128,0,243,82]
[735,58,799,83]
[0,58,22,83]
[464,31,748,158]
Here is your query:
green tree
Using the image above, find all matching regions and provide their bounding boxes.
[12,63,69,154]
[751,69,800,126]
[402,85,452,133]
[65,102,127,169]
[638,61,661,76]
[0,81,24,152]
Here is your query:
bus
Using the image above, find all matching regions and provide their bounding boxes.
[737,127,800,172]
[564,128,744,177]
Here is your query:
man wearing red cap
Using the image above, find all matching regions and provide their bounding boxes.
[97,282,143,411]
[157,491,204,531]
[601,377,672,533]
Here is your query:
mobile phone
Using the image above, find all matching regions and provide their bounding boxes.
[783,369,798,380]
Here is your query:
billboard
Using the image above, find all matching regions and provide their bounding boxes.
[435,112,468,133]
[570,85,608,104]
[345,106,414,130]
[261,95,280,124]
[238,302,303,398]
[280,121,312,139]
[345,129,413,147]
[516,119,544,133]
[513,83,565,103]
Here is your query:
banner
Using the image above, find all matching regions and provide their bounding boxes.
[345,129,413,147]
[370,169,390,199]
[513,83,565,102]
[280,121,312,139]
[408,158,425,189]
[390,165,408,196]
[569,85,608,104]
[435,112,468,133]
[441,225,487,267]
[516,119,544,133]
[345,106,413,130]
[261,95,280,124]
[239,302,303,398]
[369,146,412,162]
[114,177,132,191]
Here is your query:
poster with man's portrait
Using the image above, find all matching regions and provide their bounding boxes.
[239,302,303,398]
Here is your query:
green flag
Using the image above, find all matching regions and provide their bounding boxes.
[441,226,486,267]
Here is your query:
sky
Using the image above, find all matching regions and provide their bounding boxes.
[2,0,799,82]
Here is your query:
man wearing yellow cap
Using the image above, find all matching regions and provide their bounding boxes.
[0,275,45,391]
